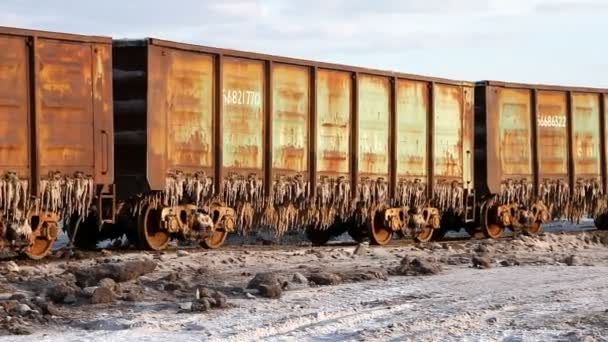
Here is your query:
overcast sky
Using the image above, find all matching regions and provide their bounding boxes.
[1,0,607,87]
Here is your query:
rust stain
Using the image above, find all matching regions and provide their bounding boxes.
[358,74,389,176]
[165,50,214,169]
[316,70,351,175]
[0,36,29,177]
[37,39,94,174]
[396,80,428,178]
[222,57,264,171]
[271,63,309,173]
[572,93,601,176]
[537,91,568,176]
[496,88,532,176]
[434,84,463,178]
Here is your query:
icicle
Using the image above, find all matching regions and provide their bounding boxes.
[396,178,427,212]
[539,178,569,219]
[570,178,602,223]
[499,178,533,207]
[431,180,464,214]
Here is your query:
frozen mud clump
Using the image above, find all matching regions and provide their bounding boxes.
[307,272,343,286]
[247,272,289,299]
[91,287,115,304]
[389,256,442,276]
[472,255,494,269]
[563,255,580,266]
[47,283,80,304]
[73,260,157,287]
[182,287,229,312]
[341,269,387,282]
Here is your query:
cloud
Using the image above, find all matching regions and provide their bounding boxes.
[534,0,608,13]
[0,0,607,87]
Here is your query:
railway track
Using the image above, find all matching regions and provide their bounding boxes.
[3,224,599,267]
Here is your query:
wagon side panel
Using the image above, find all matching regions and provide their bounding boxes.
[0,35,30,183]
[357,74,390,178]
[316,70,351,177]
[496,88,534,179]
[433,84,463,180]
[271,63,310,176]
[571,93,601,177]
[164,49,215,179]
[570,92,602,218]
[36,39,95,178]
[395,80,428,179]
[146,45,169,190]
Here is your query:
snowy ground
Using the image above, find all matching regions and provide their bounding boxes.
[2,228,608,341]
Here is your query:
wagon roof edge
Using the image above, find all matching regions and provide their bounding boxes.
[122,37,475,87]
[477,80,608,94]
[0,26,112,44]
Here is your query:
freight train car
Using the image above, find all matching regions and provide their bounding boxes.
[0,27,114,259]
[474,81,608,238]
[109,38,475,249]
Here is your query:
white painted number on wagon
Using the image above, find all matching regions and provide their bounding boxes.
[538,115,566,128]
[222,89,261,106]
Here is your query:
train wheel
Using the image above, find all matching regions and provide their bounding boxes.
[306,228,331,246]
[24,219,58,260]
[138,205,170,251]
[202,216,232,249]
[414,226,434,243]
[481,202,504,239]
[483,223,504,239]
[370,211,392,245]
[525,221,543,235]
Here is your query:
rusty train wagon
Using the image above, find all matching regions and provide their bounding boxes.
[474,81,608,238]
[110,38,475,249]
[0,27,114,259]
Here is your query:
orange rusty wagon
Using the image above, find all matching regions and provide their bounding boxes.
[0,27,114,259]
[108,38,476,249]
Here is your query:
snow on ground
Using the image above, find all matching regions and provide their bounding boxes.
[2,230,608,341]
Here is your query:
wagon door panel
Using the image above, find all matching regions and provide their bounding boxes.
[537,91,568,177]
[497,89,533,178]
[36,39,95,177]
[221,58,264,174]
[572,93,601,177]
[316,70,351,177]
[271,64,309,175]
[433,84,463,180]
[0,36,30,180]
[164,50,214,175]
[571,93,602,217]
[396,80,428,179]
[357,75,389,178]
